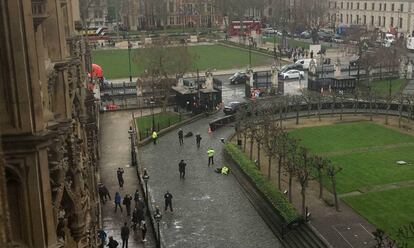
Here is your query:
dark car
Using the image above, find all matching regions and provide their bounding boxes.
[223,101,246,115]
[229,72,248,84]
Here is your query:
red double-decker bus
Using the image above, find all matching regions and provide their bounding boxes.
[227,20,261,36]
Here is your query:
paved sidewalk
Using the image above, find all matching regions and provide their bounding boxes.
[138,112,282,247]
[100,110,156,248]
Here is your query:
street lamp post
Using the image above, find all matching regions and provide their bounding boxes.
[248,37,252,68]
[150,97,155,130]
[128,35,132,83]
[154,207,162,248]
[142,168,149,205]
[128,126,137,166]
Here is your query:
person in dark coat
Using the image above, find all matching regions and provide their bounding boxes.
[195,134,202,149]
[99,183,111,203]
[133,190,140,205]
[120,222,130,248]
[106,236,118,248]
[117,168,124,188]
[98,229,107,247]
[164,191,173,212]
[178,129,184,145]
[114,192,122,213]
[178,160,187,179]
[123,194,133,216]
[141,221,147,242]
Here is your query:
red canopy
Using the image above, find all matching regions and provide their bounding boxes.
[91,63,103,78]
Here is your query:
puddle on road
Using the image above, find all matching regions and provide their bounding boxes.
[191,195,213,201]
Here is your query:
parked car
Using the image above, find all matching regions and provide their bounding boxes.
[223,101,246,115]
[263,28,277,35]
[300,31,311,39]
[318,31,333,42]
[295,59,317,70]
[280,69,305,80]
[278,64,303,76]
[333,34,344,43]
[229,72,248,84]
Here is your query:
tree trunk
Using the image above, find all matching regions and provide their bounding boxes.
[307,103,311,118]
[288,171,292,202]
[318,96,321,121]
[385,103,390,125]
[249,139,254,160]
[243,132,247,152]
[369,95,373,121]
[318,170,323,199]
[332,176,339,211]
[268,156,272,180]
[257,142,261,169]
[301,186,306,217]
[278,156,282,189]
[296,108,299,125]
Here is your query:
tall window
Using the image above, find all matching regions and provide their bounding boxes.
[350,14,353,23]
[379,3,382,11]
[378,16,381,26]
[383,16,386,27]
[391,3,394,11]
[372,3,374,10]
[400,4,404,12]
[341,2,343,9]
[347,2,349,9]
[399,18,403,28]
[371,16,374,26]
[384,4,386,11]
[341,13,343,22]
[351,2,353,9]
[357,3,360,9]
[363,15,366,25]
[356,14,359,24]
[390,17,394,27]
[364,2,367,10]
[346,14,349,23]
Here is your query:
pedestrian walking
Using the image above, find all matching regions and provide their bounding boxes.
[117,168,124,188]
[195,134,202,149]
[114,192,123,213]
[133,190,140,206]
[107,236,119,248]
[123,194,132,216]
[152,130,158,145]
[131,208,139,231]
[98,229,107,247]
[98,183,106,203]
[178,160,187,179]
[141,220,147,242]
[207,147,215,166]
[178,129,184,145]
[121,222,130,248]
[164,191,173,212]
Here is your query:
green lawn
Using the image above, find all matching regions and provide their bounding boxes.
[135,112,180,139]
[289,122,414,154]
[343,187,414,247]
[290,121,414,244]
[370,79,405,97]
[92,44,272,79]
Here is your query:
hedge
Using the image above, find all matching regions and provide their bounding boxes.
[224,143,300,223]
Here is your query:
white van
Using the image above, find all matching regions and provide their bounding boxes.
[384,33,395,44]
[295,59,317,70]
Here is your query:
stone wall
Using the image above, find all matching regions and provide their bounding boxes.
[0,0,100,247]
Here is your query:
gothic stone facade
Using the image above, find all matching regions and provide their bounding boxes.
[0,0,100,247]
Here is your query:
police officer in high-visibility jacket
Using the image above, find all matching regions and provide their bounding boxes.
[221,166,229,175]
[207,147,215,166]
[152,130,158,145]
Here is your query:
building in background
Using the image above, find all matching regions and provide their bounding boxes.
[82,0,108,27]
[136,0,224,30]
[328,0,414,36]
[0,0,100,247]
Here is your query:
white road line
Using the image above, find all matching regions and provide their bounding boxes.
[359,223,375,238]
[332,225,354,248]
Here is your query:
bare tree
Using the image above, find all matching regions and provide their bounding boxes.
[326,162,342,211]
[312,156,326,199]
[276,131,288,190]
[286,137,299,202]
[135,39,196,111]
[263,125,279,180]
[297,147,311,217]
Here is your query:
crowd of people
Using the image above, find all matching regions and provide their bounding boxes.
[98,123,230,247]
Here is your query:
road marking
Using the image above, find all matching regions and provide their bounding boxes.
[359,223,374,238]
[332,225,354,248]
